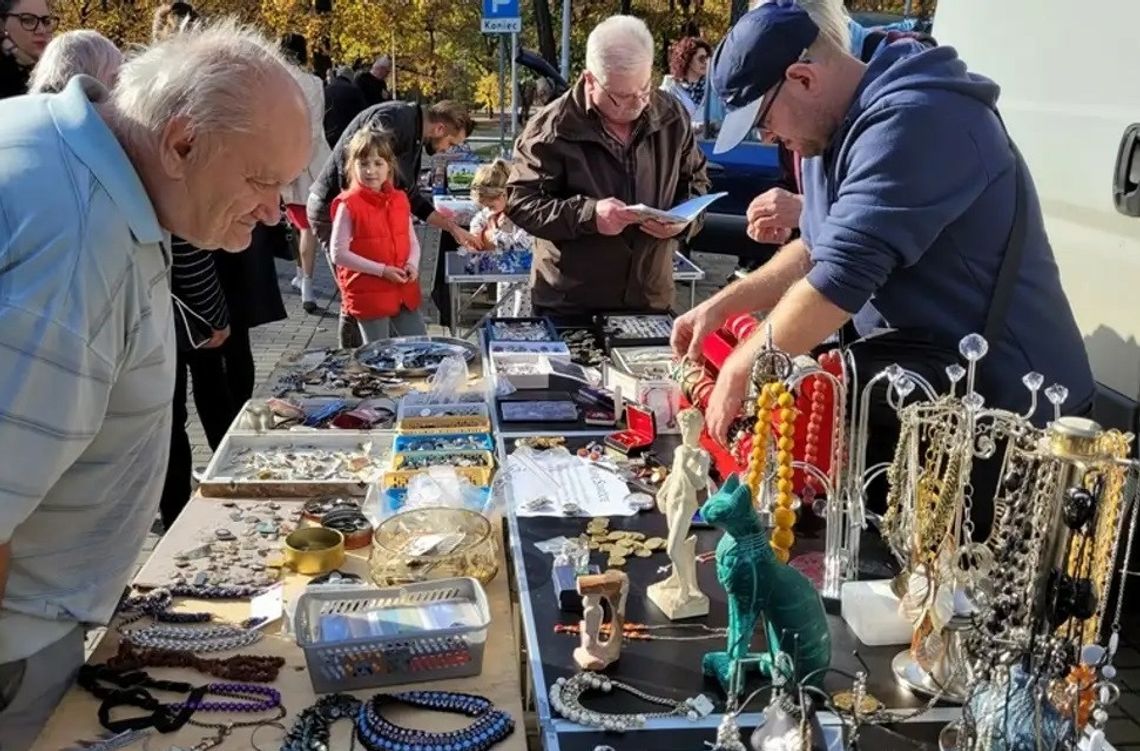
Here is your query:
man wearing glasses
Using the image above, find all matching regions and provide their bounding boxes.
[672,0,1092,444]
[0,0,55,98]
[507,14,710,318]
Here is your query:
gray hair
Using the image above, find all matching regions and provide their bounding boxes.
[749,0,851,55]
[585,15,654,84]
[110,19,301,149]
[28,30,123,94]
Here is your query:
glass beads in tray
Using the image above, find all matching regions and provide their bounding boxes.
[393,433,494,453]
[485,316,558,343]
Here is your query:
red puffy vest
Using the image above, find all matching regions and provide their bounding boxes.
[330,184,421,319]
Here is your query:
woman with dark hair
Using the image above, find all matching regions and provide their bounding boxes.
[152,0,199,41]
[1,0,55,98]
[660,36,718,134]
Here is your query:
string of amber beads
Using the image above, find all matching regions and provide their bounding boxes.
[746,382,797,563]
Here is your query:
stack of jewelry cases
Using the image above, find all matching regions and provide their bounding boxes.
[293,576,492,692]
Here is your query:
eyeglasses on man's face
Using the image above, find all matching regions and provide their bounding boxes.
[2,12,58,32]
[593,75,652,110]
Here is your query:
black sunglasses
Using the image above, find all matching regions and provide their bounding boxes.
[2,12,58,32]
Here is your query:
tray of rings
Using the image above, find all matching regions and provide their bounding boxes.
[229,397,398,434]
[354,336,479,378]
[199,433,395,498]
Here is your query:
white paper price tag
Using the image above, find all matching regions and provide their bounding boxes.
[249,583,284,630]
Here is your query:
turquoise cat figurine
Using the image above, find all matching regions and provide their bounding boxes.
[700,474,831,692]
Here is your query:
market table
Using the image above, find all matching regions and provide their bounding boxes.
[494,431,961,751]
[30,495,527,751]
[444,252,706,338]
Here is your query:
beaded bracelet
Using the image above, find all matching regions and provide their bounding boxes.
[354,691,515,751]
[107,642,285,682]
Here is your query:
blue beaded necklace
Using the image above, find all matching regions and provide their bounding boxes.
[354,691,515,751]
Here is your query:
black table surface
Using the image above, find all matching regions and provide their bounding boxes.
[508,434,936,722]
[554,722,949,751]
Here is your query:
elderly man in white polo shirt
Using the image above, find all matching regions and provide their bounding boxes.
[0,21,311,749]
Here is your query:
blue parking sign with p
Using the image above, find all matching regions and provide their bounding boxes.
[482,0,521,32]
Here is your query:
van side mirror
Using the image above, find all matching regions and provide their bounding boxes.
[1113,123,1140,217]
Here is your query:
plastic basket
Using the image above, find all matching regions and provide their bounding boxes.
[294,577,491,692]
[396,403,492,435]
[383,464,493,488]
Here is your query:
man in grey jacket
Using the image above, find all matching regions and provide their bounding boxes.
[307,100,477,346]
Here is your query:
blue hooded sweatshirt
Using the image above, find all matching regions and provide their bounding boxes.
[800,42,1094,422]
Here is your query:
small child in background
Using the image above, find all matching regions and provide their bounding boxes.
[329,129,426,343]
[469,159,533,316]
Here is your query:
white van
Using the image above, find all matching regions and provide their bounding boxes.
[933,0,1140,413]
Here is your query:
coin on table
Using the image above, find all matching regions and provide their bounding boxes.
[605,532,625,541]
[607,555,627,567]
[599,544,615,554]
[645,537,666,551]
[612,544,632,557]
[588,540,601,550]
[628,532,647,542]
[634,548,652,558]
[831,690,882,715]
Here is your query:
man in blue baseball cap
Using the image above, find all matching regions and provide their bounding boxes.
[672,0,1093,447]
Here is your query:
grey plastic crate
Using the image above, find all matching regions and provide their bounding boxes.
[294,577,491,692]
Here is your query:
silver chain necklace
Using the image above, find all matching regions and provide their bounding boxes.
[121,623,262,653]
[549,672,713,731]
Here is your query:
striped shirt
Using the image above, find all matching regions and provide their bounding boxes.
[171,237,229,340]
[0,77,175,662]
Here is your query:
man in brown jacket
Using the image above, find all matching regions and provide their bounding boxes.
[507,15,710,316]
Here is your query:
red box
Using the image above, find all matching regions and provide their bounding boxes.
[604,404,656,456]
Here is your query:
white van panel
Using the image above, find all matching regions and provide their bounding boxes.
[933,0,1140,399]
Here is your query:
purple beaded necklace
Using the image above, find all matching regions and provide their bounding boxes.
[171,683,281,713]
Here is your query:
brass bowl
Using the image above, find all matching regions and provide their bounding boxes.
[283,527,345,575]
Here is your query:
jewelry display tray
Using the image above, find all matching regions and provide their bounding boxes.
[294,576,492,692]
[198,432,395,499]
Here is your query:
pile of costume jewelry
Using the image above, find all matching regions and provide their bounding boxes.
[488,319,554,342]
[877,333,1140,750]
[163,501,298,589]
[463,248,532,275]
[272,349,407,399]
[561,328,606,366]
[219,442,382,482]
[356,338,477,375]
[240,397,397,431]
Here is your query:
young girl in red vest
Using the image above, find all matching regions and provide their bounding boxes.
[329,129,426,342]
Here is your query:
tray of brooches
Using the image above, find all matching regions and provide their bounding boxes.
[198,433,394,498]
[609,345,676,380]
[354,336,479,378]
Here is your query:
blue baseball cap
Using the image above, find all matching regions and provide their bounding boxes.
[711,0,820,154]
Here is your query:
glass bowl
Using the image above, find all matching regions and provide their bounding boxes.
[370,507,498,586]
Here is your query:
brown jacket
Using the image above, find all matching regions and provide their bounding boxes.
[507,78,710,313]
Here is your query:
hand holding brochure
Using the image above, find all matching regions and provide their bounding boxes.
[625,192,728,225]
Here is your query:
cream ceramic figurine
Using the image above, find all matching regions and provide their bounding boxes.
[572,569,629,671]
[647,408,711,620]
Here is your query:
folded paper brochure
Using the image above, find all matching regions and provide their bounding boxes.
[626,191,728,225]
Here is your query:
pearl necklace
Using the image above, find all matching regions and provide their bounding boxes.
[549,672,714,731]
